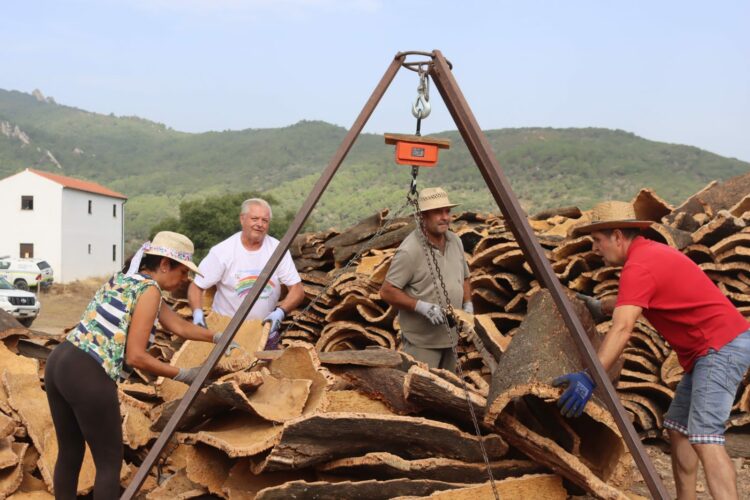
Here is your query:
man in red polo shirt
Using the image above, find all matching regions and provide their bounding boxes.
[554,200,750,500]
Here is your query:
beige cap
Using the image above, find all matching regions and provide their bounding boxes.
[144,231,202,275]
[572,201,653,236]
[418,187,458,212]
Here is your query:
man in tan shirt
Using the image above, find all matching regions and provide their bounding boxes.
[380,187,472,372]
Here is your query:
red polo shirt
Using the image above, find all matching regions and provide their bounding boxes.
[616,236,749,372]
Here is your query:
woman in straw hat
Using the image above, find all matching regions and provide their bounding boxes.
[554,201,750,500]
[44,231,234,499]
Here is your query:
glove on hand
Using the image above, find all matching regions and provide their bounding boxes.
[174,366,202,385]
[263,307,286,334]
[212,332,242,356]
[462,301,474,315]
[415,300,446,325]
[553,370,596,418]
[575,293,606,323]
[192,308,207,327]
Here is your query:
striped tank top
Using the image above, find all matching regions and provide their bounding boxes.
[67,272,161,381]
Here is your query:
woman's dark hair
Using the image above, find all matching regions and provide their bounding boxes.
[122,253,180,274]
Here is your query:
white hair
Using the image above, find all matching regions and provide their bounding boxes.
[241,198,273,219]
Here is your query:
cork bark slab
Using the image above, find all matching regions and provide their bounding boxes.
[323,390,394,415]
[631,188,673,223]
[318,452,542,483]
[267,344,328,415]
[403,365,488,428]
[255,478,465,500]
[255,412,508,473]
[0,342,39,415]
[0,437,19,469]
[332,367,419,415]
[184,443,232,496]
[0,442,27,498]
[395,473,567,500]
[497,413,630,500]
[157,317,264,402]
[0,412,16,440]
[485,289,615,424]
[121,400,156,449]
[144,468,205,500]
[177,411,282,458]
[221,459,316,500]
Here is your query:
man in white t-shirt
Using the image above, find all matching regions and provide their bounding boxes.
[187,198,304,349]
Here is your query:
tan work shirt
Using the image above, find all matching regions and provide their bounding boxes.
[385,229,470,348]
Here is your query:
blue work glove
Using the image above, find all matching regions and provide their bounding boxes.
[415,300,446,325]
[553,370,596,418]
[192,308,207,327]
[212,331,242,356]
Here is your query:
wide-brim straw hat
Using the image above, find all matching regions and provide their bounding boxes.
[144,231,202,276]
[573,201,653,236]
[419,187,459,212]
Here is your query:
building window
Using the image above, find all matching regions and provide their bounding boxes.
[20,243,33,258]
[112,244,117,262]
[88,200,92,214]
[113,204,117,217]
[88,244,92,255]
[21,196,34,210]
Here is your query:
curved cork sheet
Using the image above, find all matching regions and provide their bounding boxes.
[157,316,265,402]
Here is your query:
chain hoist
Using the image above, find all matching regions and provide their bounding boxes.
[401,68,500,500]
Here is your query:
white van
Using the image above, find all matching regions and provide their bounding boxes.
[0,258,54,290]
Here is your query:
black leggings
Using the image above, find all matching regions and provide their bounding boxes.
[44,341,123,499]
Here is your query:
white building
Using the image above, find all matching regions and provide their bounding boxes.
[0,168,127,283]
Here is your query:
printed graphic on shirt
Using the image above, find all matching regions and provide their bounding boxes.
[234,270,276,299]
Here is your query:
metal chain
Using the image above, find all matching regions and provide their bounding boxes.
[405,72,499,498]
[407,194,500,500]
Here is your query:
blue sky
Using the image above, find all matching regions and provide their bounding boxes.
[2,1,749,161]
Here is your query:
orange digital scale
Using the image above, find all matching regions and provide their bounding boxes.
[384,133,451,167]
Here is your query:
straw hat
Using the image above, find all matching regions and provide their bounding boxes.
[573,201,653,236]
[418,187,458,212]
[144,231,202,275]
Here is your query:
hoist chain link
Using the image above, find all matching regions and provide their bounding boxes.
[406,148,500,499]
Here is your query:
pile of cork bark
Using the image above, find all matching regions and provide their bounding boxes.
[0,171,747,499]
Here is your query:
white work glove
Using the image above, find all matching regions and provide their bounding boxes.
[415,300,446,325]
[263,307,285,334]
[173,366,202,385]
[212,332,242,356]
[575,293,606,323]
[462,301,474,315]
[192,308,206,327]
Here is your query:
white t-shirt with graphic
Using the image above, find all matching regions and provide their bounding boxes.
[194,232,301,319]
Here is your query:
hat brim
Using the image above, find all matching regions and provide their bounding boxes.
[420,202,459,212]
[144,250,203,277]
[572,220,653,236]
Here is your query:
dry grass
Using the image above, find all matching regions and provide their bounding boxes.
[32,277,107,333]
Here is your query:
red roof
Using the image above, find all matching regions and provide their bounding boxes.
[27,168,128,200]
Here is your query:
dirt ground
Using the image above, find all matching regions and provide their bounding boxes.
[28,280,750,498]
[31,278,106,334]
[627,443,750,499]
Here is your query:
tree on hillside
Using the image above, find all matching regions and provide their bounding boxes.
[150,192,293,261]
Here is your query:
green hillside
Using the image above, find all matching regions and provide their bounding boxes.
[1,88,747,249]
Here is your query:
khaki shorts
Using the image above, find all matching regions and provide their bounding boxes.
[401,338,457,373]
